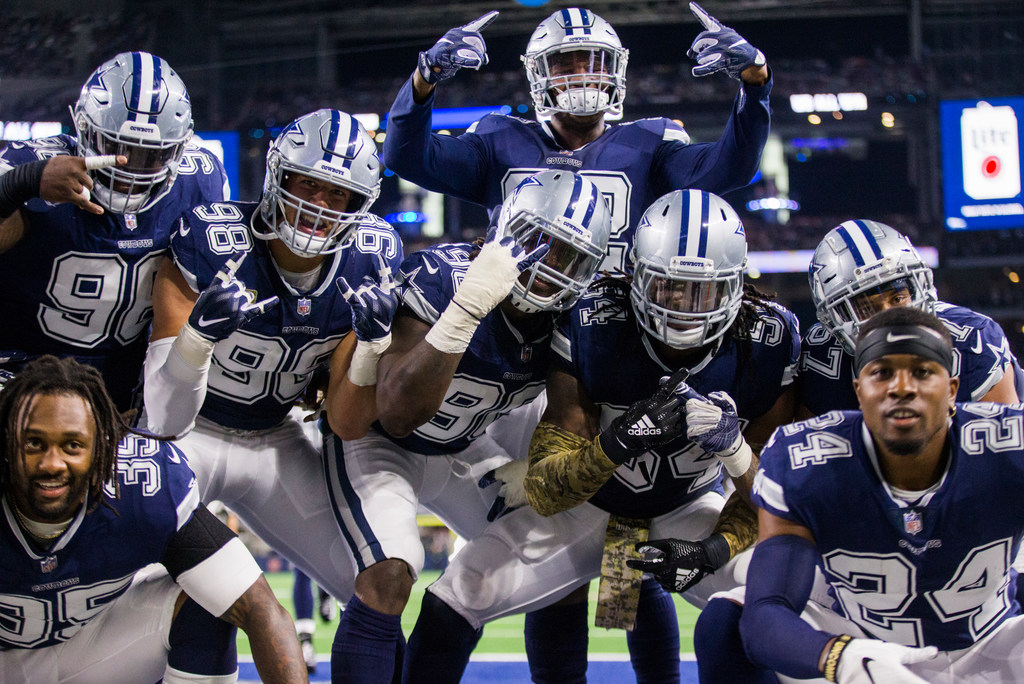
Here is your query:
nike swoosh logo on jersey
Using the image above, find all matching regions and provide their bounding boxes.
[178,222,191,237]
[971,331,983,354]
[197,315,229,327]
[423,261,439,274]
[861,657,881,684]
[886,333,918,343]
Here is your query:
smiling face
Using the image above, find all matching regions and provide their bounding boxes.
[9,393,95,524]
[281,172,354,238]
[854,353,958,459]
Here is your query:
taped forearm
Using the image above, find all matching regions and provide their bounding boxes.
[347,334,391,386]
[524,421,619,516]
[143,330,213,438]
[424,300,481,354]
[711,493,759,558]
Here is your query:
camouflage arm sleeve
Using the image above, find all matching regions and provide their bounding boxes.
[713,490,760,558]
[524,421,619,517]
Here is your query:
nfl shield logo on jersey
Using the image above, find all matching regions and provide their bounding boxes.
[297,298,311,316]
[41,555,58,573]
[903,510,923,535]
[521,345,533,363]
[124,213,138,231]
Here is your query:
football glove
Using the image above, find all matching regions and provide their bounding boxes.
[627,534,731,593]
[599,375,687,465]
[833,638,937,684]
[478,458,529,522]
[687,2,766,80]
[336,252,398,344]
[418,11,499,85]
[677,383,752,477]
[187,252,279,343]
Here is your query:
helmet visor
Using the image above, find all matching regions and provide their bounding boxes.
[86,127,186,175]
[647,276,731,315]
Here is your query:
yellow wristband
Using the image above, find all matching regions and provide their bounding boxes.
[823,634,853,682]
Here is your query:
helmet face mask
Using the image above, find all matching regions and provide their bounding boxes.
[810,220,937,353]
[257,109,381,258]
[522,8,628,118]
[73,52,193,214]
[630,190,747,350]
[495,170,611,314]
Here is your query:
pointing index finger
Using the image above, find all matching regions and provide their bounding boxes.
[462,10,498,33]
[84,155,122,171]
[688,2,721,31]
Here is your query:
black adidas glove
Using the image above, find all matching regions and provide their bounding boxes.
[627,534,731,593]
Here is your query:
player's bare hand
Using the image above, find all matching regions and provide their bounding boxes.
[40,154,127,215]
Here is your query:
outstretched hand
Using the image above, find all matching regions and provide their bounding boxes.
[336,252,399,344]
[188,251,279,343]
[687,2,767,84]
[418,11,499,85]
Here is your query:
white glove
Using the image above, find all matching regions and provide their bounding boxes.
[478,458,529,522]
[835,638,938,684]
[677,383,752,477]
[425,230,548,354]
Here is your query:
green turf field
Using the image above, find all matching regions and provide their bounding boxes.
[238,571,702,656]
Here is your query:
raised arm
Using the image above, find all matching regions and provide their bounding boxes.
[144,250,277,437]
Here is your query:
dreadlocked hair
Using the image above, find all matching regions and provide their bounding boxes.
[0,356,136,514]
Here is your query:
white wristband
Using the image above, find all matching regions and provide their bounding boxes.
[424,300,482,354]
[172,323,217,369]
[347,334,391,387]
[718,437,753,478]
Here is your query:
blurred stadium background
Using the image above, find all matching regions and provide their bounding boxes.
[3,0,1023,679]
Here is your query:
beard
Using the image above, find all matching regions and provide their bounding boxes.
[881,436,926,457]
[21,473,88,523]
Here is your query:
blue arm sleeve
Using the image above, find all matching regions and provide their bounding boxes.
[653,75,772,197]
[739,533,834,679]
[381,76,488,202]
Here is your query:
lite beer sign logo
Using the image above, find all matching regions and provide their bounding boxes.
[961,103,1021,201]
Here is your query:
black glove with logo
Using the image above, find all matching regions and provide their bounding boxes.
[627,534,731,593]
[598,376,687,465]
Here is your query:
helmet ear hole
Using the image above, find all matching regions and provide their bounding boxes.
[630,189,747,350]
[257,109,382,259]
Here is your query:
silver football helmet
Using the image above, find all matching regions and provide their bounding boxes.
[631,190,747,349]
[810,219,937,353]
[522,8,628,118]
[495,170,611,314]
[73,51,193,214]
[257,109,381,258]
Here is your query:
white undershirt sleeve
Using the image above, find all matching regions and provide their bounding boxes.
[143,329,214,438]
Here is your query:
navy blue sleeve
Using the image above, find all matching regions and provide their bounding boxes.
[652,77,772,196]
[382,76,489,202]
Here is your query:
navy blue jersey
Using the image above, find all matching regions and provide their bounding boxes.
[799,301,1024,414]
[172,201,403,430]
[554,285,800,518]
[0,136,227,409]
[380,243,551,455]
[383,76,770,272]
[753,405,1024,651]
[0,436,200,650]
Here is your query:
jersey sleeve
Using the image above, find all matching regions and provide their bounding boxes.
[396,247,464,326]
[751,429,804,524]
[550,317,577,374]
[169,208,205,293]
[180,144,228,205]
[0,136,78,213]
[651,77,771,197]
[381,76,490,202]
[961,314,1018,400]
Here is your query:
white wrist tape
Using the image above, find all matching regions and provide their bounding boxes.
[173,323,217,369]
[347,334,391,386]
[424,300,482,354]
[718,437,752,478]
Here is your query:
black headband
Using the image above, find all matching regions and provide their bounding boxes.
[854,324,954,375]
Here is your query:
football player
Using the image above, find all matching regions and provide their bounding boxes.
[685,219,1024,683]
[740,306,1024,682]
[400,190,801,683]
[800,219,1022,413]
[383,3,771,274]
[326,170,611,683]
[142,109,401,617]
[0,356,305,683]
[0,51,227,412]
[384,5,772,676]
